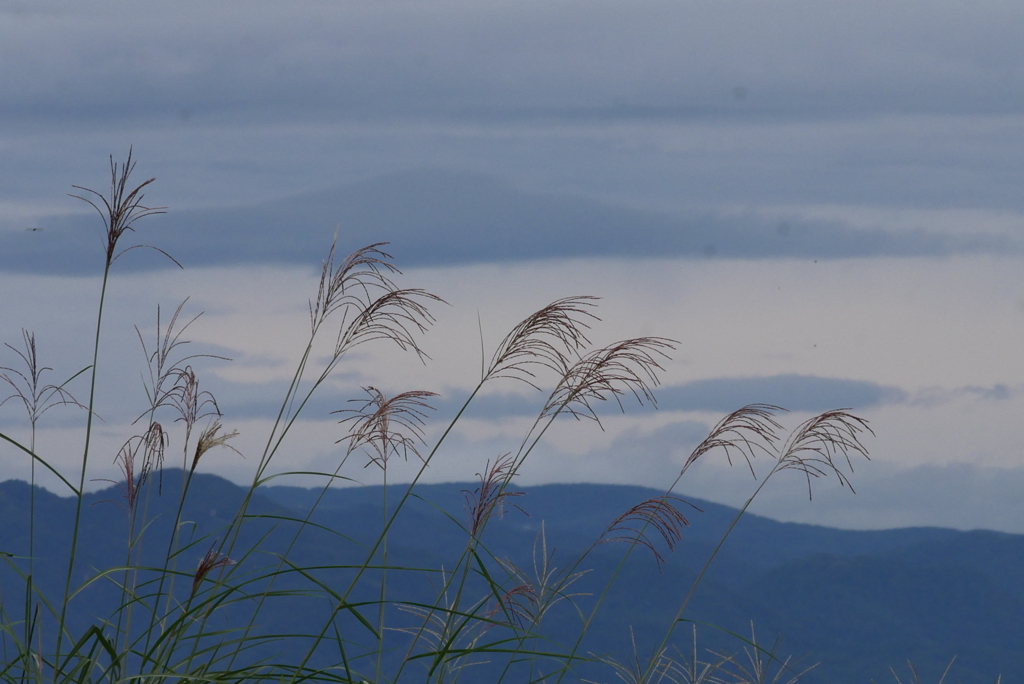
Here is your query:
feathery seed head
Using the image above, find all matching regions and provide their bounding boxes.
[135,300,228,423]
[682,404,786,478]
[542,336,676,425]
[1,329,87,426]
[776,409,873,498]
[334,287,443,363]
[168,366,221,433]
[191,541,235,597]
[191,421,241,474]
[69,148,172,268]
[310,241,400,332]
[335,387,437,470]
[485,296,599,388]
[602,496,699,571]
[462,454,526,537]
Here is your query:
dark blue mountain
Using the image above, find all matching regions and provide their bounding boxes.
[0,473,1017,682]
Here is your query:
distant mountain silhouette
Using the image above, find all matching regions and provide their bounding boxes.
[2,169,1003,275]
[1,473,1018,682]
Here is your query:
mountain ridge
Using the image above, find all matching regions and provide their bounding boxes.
[0,472,1017,682]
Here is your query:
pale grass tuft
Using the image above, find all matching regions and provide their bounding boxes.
[875,657,970,684]
[135,299,228,424]
[390,568,492,680]
[495,523,589,629]
[675,625,737,684]
[712,623,816,684]
[588,628,693,684]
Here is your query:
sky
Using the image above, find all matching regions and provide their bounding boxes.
[2,0,1024,532]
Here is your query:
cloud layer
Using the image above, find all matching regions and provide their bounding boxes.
[5,1,1024,124]
[3,169,1013,275]
[3,1,1024,534]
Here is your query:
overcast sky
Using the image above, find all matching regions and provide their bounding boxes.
[3,0,1024,533]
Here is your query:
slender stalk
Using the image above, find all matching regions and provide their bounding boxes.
[634,409,870,684]
[52,150,166,681]
[375,467,389,683]
[2,330,87,682]
[54,263,110,681]
[638,473,775,684]
[285,382,483,683]
[23,427,36,684]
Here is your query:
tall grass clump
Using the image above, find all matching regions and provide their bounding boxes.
[0,153,876,684]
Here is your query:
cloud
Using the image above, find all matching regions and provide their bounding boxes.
[209,373,906,423]
[6,0,1024,240]
[2,169,1011,274]
[680,459,1024,535]
[3,1,1024,125]
[515,415,1024,534]
[656,374,906,413]
[903,383,1022,408]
